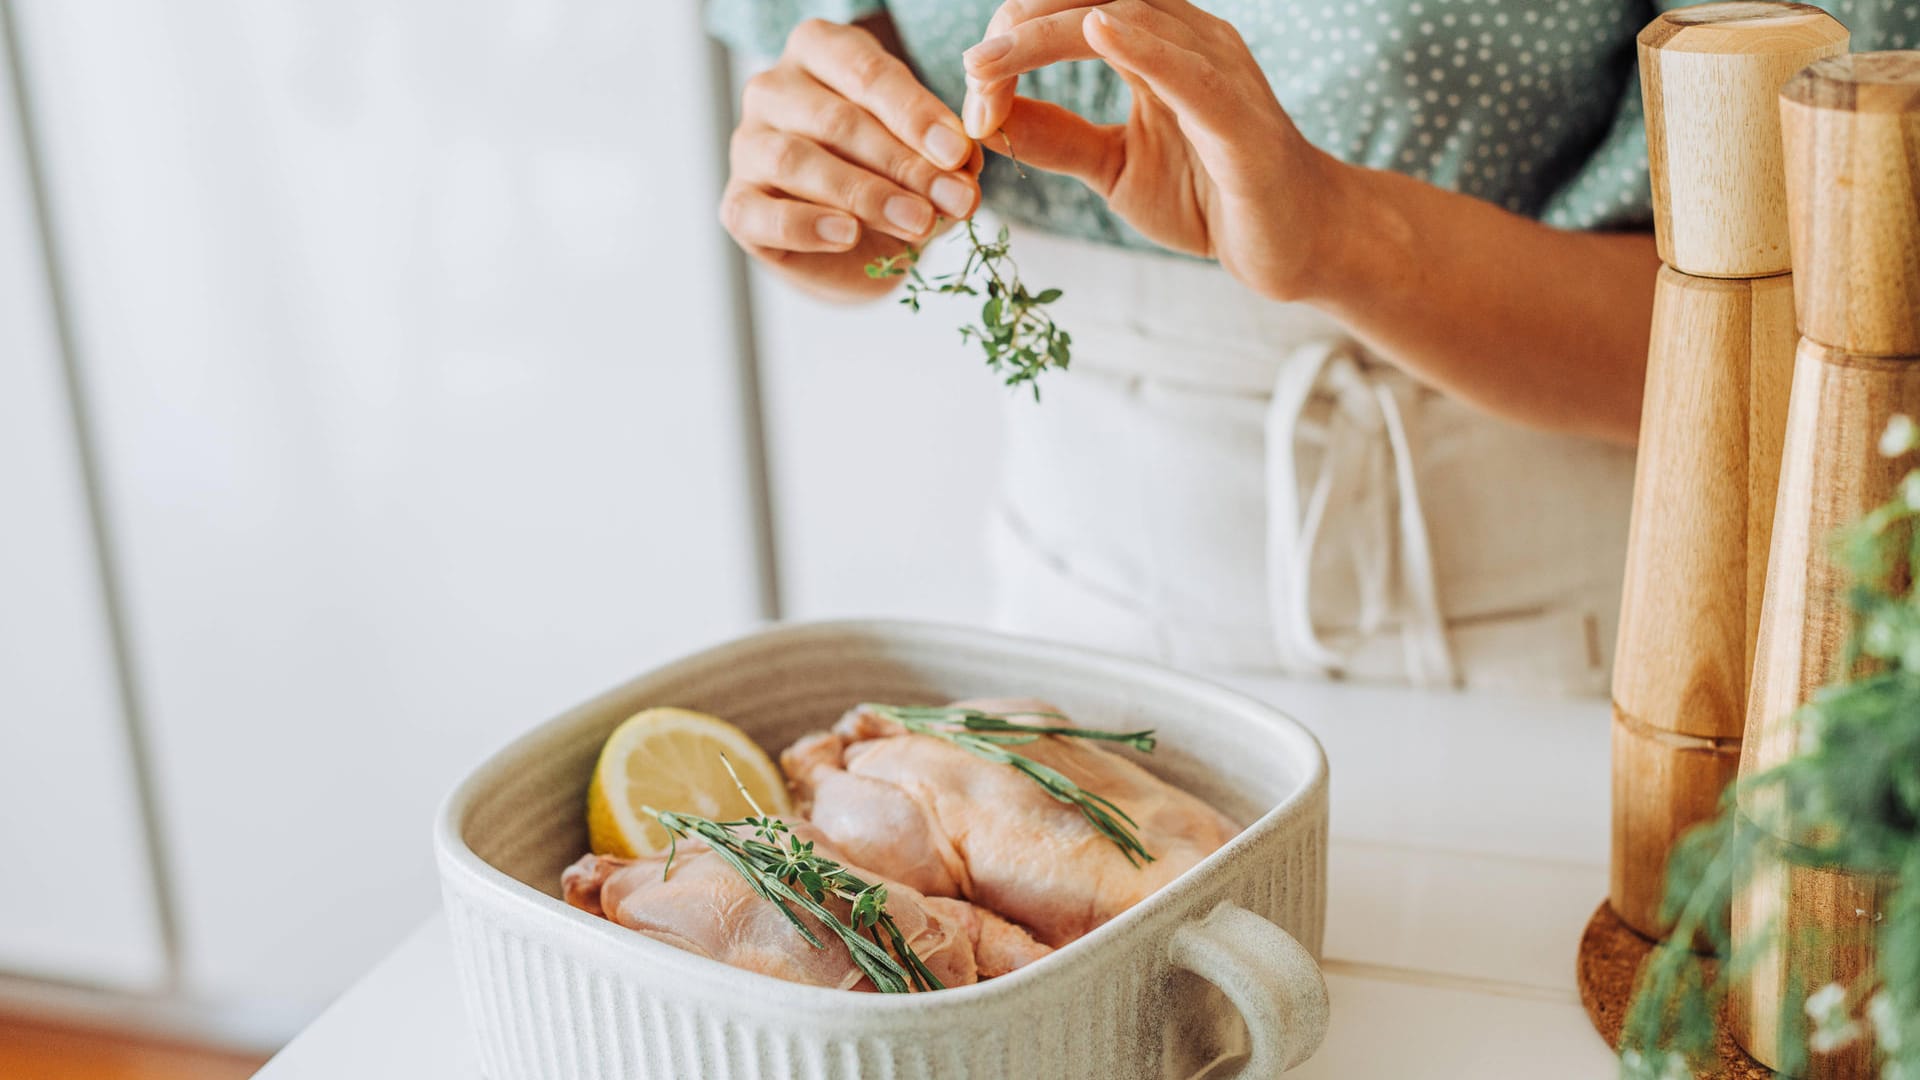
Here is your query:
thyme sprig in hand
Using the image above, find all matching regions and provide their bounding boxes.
[867,220,1075,399]
[859,703,1158,866]
[646,757,943,994]
[865,137,1071,397]
[865,219,1071,399]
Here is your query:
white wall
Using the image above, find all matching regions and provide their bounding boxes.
[748,223,1004,624]
[0,14,165,992]
[11,0,765,1035]
[0,0,1008,1043]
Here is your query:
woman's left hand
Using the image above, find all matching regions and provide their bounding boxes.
[962,0,1341,302]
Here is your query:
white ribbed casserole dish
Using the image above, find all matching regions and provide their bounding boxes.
[436,620,1330,1080]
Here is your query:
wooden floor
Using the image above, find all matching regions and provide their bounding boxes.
[0,1013,267,1080]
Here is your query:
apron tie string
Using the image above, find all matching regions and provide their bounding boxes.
[1265,340,1458,687]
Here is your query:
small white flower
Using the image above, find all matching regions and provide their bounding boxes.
[1902,470,1920,509]
[1881,414,1918,457]
[1619,1049,1691,1080]
[1810,1020,1864,1054]
[1869,992,1902,1052]
[1806,982,1863,1053]
[1807,982,1848,1016]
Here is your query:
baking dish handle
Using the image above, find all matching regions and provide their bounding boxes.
[1169,900,1329,1076]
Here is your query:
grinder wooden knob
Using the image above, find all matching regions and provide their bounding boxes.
[1782,52,1920,355]
[1640,2,1850,277]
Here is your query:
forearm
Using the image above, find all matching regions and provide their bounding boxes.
[1299,152,1660,446]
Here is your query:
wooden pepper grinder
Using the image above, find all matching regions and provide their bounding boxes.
[1611,2,1848,942]
[1732,52,1920,1079]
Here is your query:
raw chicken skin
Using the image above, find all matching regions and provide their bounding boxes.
[782,699,1240,947]
[920,897,1055,978]
[561,820,1049,991]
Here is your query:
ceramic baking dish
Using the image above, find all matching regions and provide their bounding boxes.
[435,620,1330,1080]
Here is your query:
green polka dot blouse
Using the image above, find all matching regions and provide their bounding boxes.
[708,0,1919,252]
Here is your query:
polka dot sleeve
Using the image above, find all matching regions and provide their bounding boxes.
[706,0,888,58]
[1538,72,1654,232]
[1541,0,1920,232]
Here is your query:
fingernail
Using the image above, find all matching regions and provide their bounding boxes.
[816,215,858,246]
[964,96,989,139]
[924,123,970,169]
[930,176,974,219]
[965,34,1013,67]
[884,195,933,235]
[1088,8,1117,31]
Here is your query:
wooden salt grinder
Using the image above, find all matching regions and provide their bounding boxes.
[1611,2,1847,943]
[1731,52,1920,1080]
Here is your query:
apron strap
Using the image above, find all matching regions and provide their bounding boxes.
[1265,340,1459,687]
[1374,381,1458,687]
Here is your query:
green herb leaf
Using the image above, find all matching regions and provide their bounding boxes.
[649,807,942,993]
[642,759,943,994]
[861,192,1072,394]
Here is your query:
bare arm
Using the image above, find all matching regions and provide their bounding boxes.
[1306,161,1658,444]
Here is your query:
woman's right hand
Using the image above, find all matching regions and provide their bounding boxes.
[722,18,983,301]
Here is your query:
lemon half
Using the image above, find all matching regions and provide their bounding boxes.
[585,707,792,858]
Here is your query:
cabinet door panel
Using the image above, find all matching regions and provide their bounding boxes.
[14,0,762,1023]
[0,21,163,990]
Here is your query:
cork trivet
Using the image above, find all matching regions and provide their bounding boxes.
[1577,901,1775,1079]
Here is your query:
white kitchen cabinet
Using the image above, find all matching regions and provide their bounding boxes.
[12,1,765,1034]
[0,19,165,991]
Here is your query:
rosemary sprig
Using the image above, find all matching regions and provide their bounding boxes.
[645,756,943,993]
[864,138,1071,399]
[859,703,1158,866]
[862,703,1157,752]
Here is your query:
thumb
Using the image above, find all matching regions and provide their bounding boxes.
[992,96,1124,196]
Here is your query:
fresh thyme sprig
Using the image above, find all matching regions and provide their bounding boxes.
[864,138,1071,399]
[859,703,1158,866]
[645,756,942,994]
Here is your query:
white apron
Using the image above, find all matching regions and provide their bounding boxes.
[988,227,1637,697]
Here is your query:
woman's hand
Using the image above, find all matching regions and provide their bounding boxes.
[963,0,1661,443]
[962,0,1339,302]
[722,18,984,302]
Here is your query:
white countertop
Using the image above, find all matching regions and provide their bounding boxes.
[257,675,1623,1079]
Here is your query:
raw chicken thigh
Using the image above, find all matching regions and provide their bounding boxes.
[561,820,1048,991]
[782,699,1239,947]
